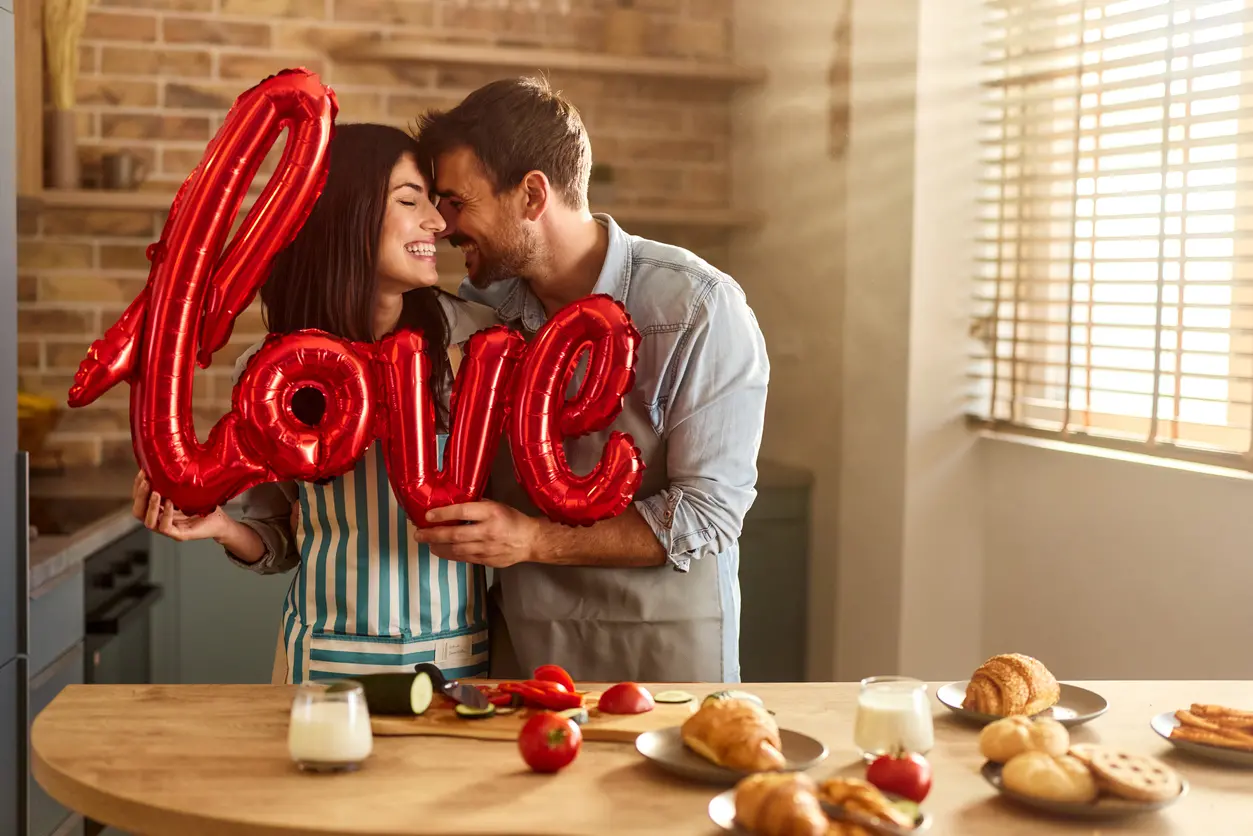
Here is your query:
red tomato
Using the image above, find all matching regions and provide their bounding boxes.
[532,664,577,694]
[597,682,655,715]
[866,751,932,803]
[518,712,582,774]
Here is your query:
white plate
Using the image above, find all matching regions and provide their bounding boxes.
[1151,711,1253,767]
[936,681,1108,727]
[635,726,828,785]
[707,788,932,833]
[980,760,1186,820]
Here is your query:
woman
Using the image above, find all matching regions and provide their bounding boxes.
[131,123,499,684]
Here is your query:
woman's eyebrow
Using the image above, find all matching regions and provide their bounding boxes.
[390,182,424,192]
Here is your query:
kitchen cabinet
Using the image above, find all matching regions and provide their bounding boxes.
[0,658,22,836]
[738,462,813,683]
[149,523,291,685]
[28,643,82,836]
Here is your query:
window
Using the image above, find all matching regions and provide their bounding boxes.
[970,0,1253,470]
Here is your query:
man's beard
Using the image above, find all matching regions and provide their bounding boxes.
[456,224,537,290]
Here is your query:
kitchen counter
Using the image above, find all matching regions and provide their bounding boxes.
[28,465,141,593]
[29,680,1253,835]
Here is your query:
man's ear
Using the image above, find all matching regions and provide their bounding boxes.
[520,170,549,221]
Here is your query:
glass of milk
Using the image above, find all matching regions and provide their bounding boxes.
[288,680,374,772]
[853,676,935,763]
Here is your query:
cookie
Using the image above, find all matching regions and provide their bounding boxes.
[1068,743,1098,766]
[1088,749,1181,803]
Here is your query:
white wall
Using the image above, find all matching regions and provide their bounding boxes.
[734,0,1253,685]
[982,435,1253,680]
[730,0,847,680]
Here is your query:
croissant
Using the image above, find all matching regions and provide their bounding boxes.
[682,698,787,772]
[734,773,829,836]
[818,778,917,833]
[963,653,1060,717]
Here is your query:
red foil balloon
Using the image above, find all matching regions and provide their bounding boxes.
[66,68,337,515]
[234,332,376,483]
[507,294,645,527]
[376,326,527,525]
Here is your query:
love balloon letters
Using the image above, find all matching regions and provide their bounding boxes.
[66,69,644,527]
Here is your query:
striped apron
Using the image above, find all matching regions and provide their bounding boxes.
[279,434,490,683]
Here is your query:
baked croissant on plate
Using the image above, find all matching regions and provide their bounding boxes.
[818,778,917,835]
[682,697,787,772]
[734,773,828,836]
[963,653,1060,717]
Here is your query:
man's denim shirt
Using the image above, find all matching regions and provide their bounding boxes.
[458,214,771,574]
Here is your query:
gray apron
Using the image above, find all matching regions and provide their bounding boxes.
[485,364,734,684]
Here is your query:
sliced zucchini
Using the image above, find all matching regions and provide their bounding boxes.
[454,703,497,719]
[495,704,520,716]
[356,671,434,716]
[654,690,695,704]
[702,689,765,708]
[557,707,589,725]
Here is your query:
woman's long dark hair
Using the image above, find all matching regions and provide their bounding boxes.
[261,123,458,431]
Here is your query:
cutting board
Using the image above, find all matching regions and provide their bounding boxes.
[371,691,698,743]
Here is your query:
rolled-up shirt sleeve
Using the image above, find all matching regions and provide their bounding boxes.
[221,343,301,575]
[634,281,770,572]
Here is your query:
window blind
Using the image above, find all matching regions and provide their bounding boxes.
[970,0,1253,470]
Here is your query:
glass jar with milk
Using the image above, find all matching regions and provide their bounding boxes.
[853,676,934,762]
[288,680,374,772]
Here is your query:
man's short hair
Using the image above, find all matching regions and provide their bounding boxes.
[414,76,593,209]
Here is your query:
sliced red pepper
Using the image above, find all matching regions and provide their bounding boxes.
[532,664,577,694]
[525,678,569,694]
[499,681,584,711]
[488,694,517,707]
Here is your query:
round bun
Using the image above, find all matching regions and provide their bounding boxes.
[1001,751,1098,804]
[979,715,1070,763]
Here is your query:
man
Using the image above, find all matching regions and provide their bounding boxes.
[412,77,770,684]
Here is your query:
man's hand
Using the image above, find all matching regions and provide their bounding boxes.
[413,500,541,568]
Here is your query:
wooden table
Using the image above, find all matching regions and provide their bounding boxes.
[31,681,1253,835]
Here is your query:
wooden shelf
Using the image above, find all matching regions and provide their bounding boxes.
[35,189,184,211]
[333,40,766,86]
[31,189,758,229]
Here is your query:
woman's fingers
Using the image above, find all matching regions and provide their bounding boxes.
[144,491,163,530]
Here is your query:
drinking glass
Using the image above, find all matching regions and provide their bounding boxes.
[853,676,935,763]
[287,680,374,772]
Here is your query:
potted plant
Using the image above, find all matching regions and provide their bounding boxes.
[44,0,89,190]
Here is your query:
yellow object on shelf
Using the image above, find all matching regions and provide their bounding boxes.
[18,390,62,460]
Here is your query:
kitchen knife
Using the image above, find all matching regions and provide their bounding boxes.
[415,662,491,710]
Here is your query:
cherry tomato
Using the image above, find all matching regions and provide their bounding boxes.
[866,751,932,803]
[597,682,655,715]
[532,664,577,694]
[518,711,582,773]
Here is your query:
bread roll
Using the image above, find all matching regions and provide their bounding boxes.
[1001,751,1097,804]
[979,715,1069,763]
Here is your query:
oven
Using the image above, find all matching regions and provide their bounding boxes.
[83,526,162,687]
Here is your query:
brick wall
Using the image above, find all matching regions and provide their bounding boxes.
[17,0,737,469]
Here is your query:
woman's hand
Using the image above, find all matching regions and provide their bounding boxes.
[131,471,229,543]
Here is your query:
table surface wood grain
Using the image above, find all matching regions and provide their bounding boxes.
[30,681,1253,835]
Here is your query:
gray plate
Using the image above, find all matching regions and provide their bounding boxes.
[707,788,932,833]
[1151,711,1253,767]
[936,681,1108,727]
[635,726,828,785]
[980,761,1187,820]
